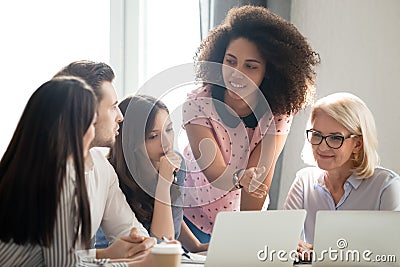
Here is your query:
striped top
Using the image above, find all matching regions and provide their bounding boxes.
[0,162,128,267]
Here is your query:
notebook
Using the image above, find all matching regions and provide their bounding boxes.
[312,210,400,266]
[202,209,306,267]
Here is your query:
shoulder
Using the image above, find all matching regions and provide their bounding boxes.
[89,147,109,163]
[369,167,400,184]
[183,86,215,128]
[186,85,212,100]
[296,166,323,177]
[295,167,323,185]
[89,147,117,177]
[184,86,213,109]
[271,113,293,135]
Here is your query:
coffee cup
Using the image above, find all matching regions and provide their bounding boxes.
[151,243,183,267]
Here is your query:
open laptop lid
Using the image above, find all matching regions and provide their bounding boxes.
[313,210,400,266]
[204,209,306,267]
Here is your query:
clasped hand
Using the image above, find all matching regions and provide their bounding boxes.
[237,166,268,198]
[97,227,156,261]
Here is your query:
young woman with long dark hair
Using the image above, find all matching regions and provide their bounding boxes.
[0,77,153,266]
[109,95,207,252]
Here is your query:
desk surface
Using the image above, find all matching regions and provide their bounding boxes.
[179,250,311,266]
[180,263,311,266]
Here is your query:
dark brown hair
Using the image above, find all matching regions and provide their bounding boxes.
[109,95,168,227]
[196,5,320,115]
[0,77,95,248]
[54,60,115,103]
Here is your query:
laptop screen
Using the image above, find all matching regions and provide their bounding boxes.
[312,210,400,266]
[205,210,306,267]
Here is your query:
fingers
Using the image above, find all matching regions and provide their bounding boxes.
[128,237,157,258]
[300,240,313,250]
[297,240,313,261]
[255,166,266,175]
[129,228,143,241]
[164,151,182,169]
[248,179,267,196]
[164,240,181,245]
[160,152,181,172]
[120,227,145,243]
[200,243,209,251]
[239,167,268,198]
[298,240,313,249]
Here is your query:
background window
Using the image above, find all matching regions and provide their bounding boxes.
[0,0,110,157]
[137,0,201,87]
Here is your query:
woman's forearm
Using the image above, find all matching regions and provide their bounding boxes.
[150,178,175,239]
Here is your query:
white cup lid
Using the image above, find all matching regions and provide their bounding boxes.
[151,243,184,254]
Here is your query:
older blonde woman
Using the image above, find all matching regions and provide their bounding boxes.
[284,92,400,258]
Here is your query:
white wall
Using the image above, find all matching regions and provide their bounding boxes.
[0,0,110,157]
[278,0,400,207]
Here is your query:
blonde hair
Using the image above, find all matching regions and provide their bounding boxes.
[302,92,379,178]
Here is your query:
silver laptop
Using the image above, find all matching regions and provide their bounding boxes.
[204,209,306,267]
[313,210,400,266]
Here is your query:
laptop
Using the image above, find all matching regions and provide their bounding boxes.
[313,210,400,266]
[203,209,306,267]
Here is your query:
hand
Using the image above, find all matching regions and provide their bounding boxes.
[99,227,156,259]
[158,151,182,184]
[122,227,147,243]
[121,227,157,258]
[196,242,209,252]
[238,166,268,198]
[162,238,181,246]
[297,240,313,262]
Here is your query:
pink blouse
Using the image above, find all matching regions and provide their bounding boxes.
[182,86,292,234]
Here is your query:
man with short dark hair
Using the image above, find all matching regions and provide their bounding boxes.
[55,60,154,262]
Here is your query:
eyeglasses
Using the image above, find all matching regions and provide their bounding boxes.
[306,129,359,149]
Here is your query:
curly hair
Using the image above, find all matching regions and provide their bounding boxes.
[195,5,320,115]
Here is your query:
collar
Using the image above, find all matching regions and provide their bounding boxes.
[315,171,363,190]
[211,85,267,128]
[345,174,363,190]
[84,151,94,173]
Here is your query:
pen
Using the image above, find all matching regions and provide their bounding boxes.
[182,251,192,260]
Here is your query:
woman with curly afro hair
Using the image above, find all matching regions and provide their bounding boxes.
[181,5,320,243]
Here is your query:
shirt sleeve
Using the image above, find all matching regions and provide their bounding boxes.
[380,175,400,210]
[267,114,293,135]
[171,155,185,239]
[283,171,307,242]
[100,162,149,242]
[283,171,305,210]
[75,250,128,267]
[42,165,80,266]
[182,88,213,129]
[43,165,129,267]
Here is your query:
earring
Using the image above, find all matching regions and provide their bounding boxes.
[352,152,360,164]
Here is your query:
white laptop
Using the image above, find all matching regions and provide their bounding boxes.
[313,210,400,267]
[202,209,306,267]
